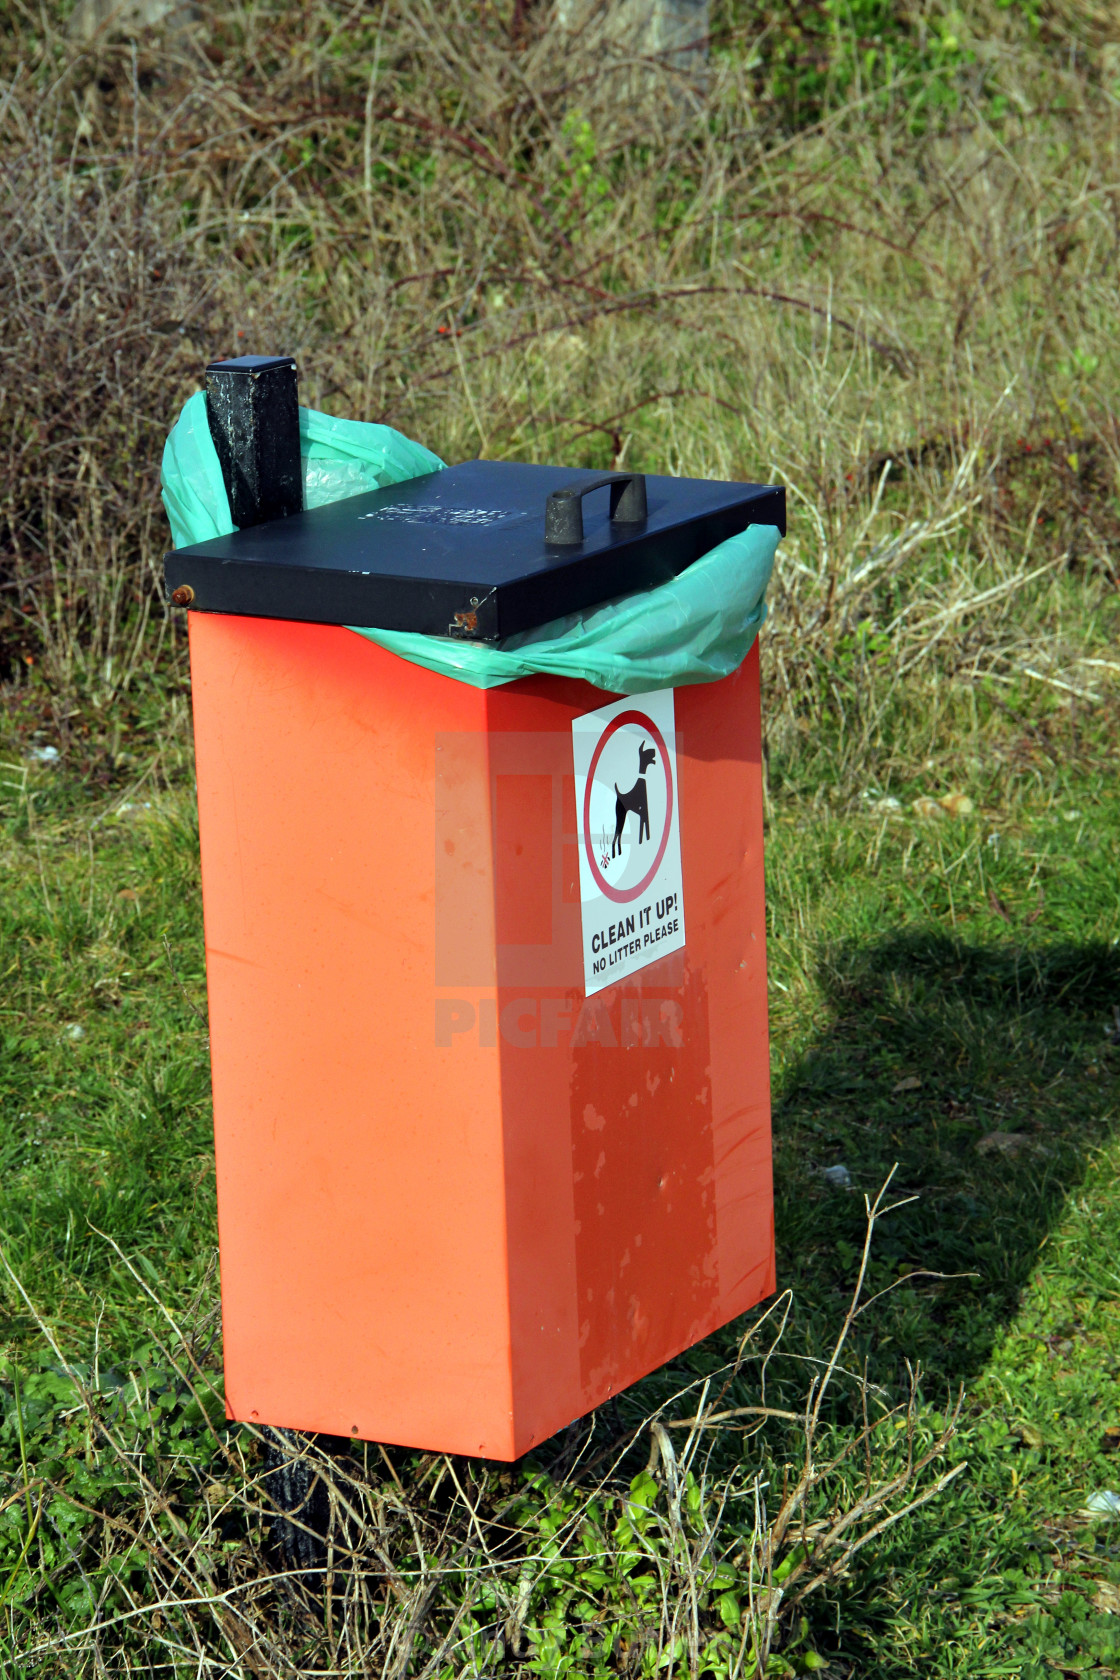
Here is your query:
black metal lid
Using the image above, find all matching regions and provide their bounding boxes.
[165,460,784,643]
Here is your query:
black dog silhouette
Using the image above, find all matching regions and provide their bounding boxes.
[612,740,657,857]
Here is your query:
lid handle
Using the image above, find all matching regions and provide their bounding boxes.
[544,472,648,545]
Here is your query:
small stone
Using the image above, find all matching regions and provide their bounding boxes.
[976,1131,1031,1157]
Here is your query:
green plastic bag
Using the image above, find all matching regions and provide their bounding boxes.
[161,390,445,546]
[161,391,779,694]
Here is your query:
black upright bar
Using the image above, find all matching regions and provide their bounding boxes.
[204,355,302,529]
[205,351,323,1568]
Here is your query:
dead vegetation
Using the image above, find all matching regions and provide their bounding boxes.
[2,1178,963,1676]
[1,0,1118,783]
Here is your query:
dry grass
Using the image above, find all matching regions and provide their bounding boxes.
[1,1177,963,1676]
[1,0,1118,773]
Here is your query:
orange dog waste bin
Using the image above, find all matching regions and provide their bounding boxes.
[167,358,782,1460]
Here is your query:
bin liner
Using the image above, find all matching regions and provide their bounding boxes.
[161,390,778,695]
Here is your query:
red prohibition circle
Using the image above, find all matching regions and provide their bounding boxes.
[582,709,673,904]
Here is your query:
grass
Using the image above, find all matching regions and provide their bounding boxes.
[0,728,211,1351]
[767,730,1120,1673]
[2,665,1120,1675]
[3,0,1120,1670]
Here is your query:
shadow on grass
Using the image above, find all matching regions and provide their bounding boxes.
[772,929,1120,1393]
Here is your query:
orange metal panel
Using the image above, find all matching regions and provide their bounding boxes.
[188,613,773,1458]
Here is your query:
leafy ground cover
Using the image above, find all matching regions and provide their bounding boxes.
[2,660,1119,1675]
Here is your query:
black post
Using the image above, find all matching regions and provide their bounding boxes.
[261,1428,331,1577]
[205,357,328,1574]
[204,355,302,529]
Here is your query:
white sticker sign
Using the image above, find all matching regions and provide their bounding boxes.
[572,688,685,996]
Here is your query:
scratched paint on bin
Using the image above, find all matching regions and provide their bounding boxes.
[569,961,717,1398]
